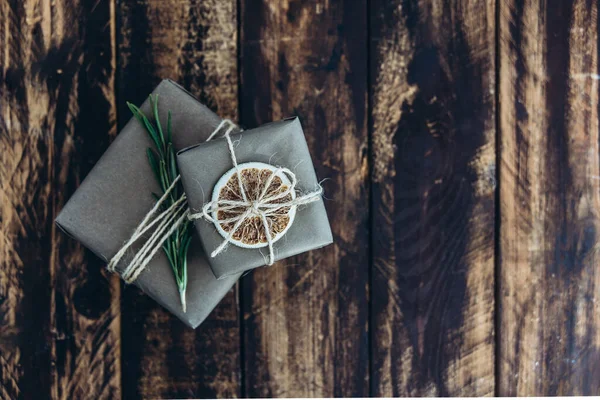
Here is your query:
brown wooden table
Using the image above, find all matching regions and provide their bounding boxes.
[1,0,598,398]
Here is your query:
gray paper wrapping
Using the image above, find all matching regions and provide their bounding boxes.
[55,80,240,328]
[177,117,333,279]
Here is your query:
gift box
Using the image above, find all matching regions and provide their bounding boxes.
[55,79,240,328]
[177,117,333,279]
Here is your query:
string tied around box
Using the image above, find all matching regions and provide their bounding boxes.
[107,119,236,284]
[188,120,323,266]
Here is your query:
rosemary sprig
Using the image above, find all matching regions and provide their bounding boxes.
[127,95,192,312]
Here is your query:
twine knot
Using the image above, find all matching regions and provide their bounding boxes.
[251,201,262,215]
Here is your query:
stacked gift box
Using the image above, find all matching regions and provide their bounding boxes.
[56,80,332,328]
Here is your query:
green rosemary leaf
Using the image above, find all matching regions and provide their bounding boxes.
[180,235,192,266]
[150,95,166,149]
[162,240,171,258]
[127,102,145,127]
[182,262,189,287]
[129,102,163,156]
[177,223,186,243]
[167,111,173,145]
[128,96,193,313]
[168,143,178,183]
[163,243,177,274]
[171,235,180,270]
[164,146,175,199]
[159,160,169,194]
[181,236,191,283]
[174,226,181,248]
[179,235,191,312]
[163,242,181,284]
[146,149,162,186]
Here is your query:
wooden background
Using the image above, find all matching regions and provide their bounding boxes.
[0,0,598,398]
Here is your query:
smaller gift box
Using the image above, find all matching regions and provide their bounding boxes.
[177,117,333,279]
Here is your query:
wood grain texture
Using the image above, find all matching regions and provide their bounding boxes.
[3,0,600,396]
[0,0,119,399]
[239,0,369,397]
[117,0,241,398]
[369,0,496,396]
[498,0,600,395]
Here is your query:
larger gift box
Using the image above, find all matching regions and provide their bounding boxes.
[55,80,240,328]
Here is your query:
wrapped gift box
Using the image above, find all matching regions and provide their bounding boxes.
[177,117,333,279]
[56,80,240,328]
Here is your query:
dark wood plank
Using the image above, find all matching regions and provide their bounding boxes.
[117,0,241,398]
[369,0,496,396]
[239,1,369,397]
[498,0,600,395]
[0,0,120,398]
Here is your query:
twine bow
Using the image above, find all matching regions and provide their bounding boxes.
[188,121,323,265]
